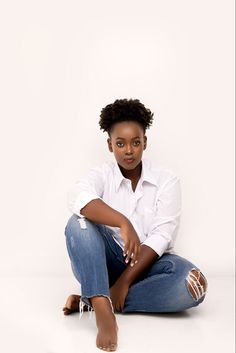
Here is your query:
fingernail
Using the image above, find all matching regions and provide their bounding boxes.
[135,260,138,264]
[131,263,134,267]
[125,259,128,263]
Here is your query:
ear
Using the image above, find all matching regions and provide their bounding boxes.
[143,135,147,150]
[107,138,113,152]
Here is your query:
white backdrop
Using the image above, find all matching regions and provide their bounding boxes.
[0,0,234,278]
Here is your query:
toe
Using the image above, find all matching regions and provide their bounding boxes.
[110,343,117,351]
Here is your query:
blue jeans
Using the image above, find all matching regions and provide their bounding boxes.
[64,214,207,314]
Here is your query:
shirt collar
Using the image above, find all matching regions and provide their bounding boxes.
[114,157,157,192]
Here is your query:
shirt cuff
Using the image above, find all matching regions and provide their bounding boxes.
[73,191,102,218]
[141,233,170,258]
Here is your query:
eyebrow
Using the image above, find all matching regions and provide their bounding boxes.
[115,136,140,140]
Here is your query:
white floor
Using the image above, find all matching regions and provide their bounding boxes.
[0,275,235,353]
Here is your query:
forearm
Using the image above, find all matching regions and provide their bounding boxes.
[117,244,159,287]
[80,198,129,228]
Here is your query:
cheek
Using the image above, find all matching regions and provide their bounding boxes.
[113,147,122,154]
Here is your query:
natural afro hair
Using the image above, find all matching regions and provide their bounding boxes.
[98,98,154,136]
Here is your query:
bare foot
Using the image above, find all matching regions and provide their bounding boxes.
[90,296,119,351]
[62,294,88,315]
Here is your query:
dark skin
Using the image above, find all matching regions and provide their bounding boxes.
[106,121,159,311]
[109,244,159,312]
[63,121,206,351]
[107,120,146,184]
[63,121,159,351]
[63,245,159,314]
[63,121,208,351]
[103,122,207,311]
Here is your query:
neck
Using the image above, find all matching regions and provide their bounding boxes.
[118,160,142,180]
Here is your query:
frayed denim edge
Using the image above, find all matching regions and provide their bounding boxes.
[79,294,115,320]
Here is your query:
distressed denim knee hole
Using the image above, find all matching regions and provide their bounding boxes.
[185,268,208,302]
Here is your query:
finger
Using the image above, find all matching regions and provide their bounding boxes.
[130,244,138,266]
[132,247,140,265]
[123,241,130,257]
[125,247,132,263]
[130,247,136,266]
[127,244,136,263]
[134,244,141,265]
[124,255,130,264]
[130,253,136,266]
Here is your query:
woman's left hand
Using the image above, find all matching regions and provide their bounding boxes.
[109,279,129,312]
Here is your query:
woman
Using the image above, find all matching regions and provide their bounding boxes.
[62,98,208,351]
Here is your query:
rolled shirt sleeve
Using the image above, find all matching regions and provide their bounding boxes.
[142,175,182,257]
[67,167,104,218]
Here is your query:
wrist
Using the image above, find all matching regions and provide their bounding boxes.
[119,217,132,229]
[116,276,130,287]
[116,266,134,287]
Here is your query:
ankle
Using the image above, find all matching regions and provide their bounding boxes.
[90,296,110,306]
[90,296,114,313]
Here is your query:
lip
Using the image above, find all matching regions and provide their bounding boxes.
[124,158,135,164]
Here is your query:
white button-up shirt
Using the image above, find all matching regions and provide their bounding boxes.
[67,157,181,258]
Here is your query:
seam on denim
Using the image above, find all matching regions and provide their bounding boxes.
[80,294,115,320]
[103,231,121,260]
[106,230,128,264]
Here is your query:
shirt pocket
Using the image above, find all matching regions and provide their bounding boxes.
[142,207,156,235]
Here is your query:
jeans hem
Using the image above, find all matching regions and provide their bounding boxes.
[80,294,115,320]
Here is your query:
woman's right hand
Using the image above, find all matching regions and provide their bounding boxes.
[120,220,141,266]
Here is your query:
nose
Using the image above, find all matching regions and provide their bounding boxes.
[125,145,133,155]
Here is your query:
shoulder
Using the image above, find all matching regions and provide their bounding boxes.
[143,157,180,188]
[85,159,116,178]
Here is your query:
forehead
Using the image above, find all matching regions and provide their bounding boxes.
[110,121,144,138]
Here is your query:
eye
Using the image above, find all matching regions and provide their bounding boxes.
[116,141,140,147]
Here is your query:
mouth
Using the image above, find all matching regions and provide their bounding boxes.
[124,158,135,164]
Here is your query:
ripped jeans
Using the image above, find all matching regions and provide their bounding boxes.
[64,214,207,318]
